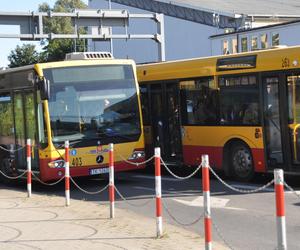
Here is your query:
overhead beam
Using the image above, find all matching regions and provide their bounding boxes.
[0,9,166,61]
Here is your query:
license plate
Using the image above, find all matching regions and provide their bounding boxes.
[89,167,109,175]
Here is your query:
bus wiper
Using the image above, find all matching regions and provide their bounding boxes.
[97,128,133,140]
[54,139,82,149]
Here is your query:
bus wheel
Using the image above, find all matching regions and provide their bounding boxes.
[230,143,254,182]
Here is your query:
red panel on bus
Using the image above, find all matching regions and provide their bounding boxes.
[183,145,266,173]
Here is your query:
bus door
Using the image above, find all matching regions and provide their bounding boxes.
[286,73,300,167]
[150,84,164,155]
[262,76,286,168]
[149,82,182,161]
[165,83,182,161]
[13,91,38,171]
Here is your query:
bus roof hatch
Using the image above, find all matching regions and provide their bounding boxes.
[65,52,114,60]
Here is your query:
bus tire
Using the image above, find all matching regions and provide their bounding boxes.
[230,142,254,182]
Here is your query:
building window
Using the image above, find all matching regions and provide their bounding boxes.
[251,36,258,51]
[272,33,280,46]
[232,38,238,54]
[261,34,268,49]
[222,40,229,54]
[241,37,248,52]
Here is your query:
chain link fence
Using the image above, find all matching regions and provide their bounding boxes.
[162,199,204,226]
[0,144,26,152]
[115,185,154,207]
[70,176,109,195]
[161,158,202,180]
[0,169,27,180]
[209,166,275,194]
[116,153,154,166]
[284,181,300,200]
[212,218,235,250]
[32,172,65,186]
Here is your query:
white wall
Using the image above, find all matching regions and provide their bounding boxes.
[88,0,222,63]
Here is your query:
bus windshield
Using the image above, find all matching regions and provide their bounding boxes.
[43,65,141,145]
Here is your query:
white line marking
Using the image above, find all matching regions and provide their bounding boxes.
[133,174,181,182]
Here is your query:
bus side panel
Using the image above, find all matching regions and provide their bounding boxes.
[182,126,266,172]
[182,145,223,168]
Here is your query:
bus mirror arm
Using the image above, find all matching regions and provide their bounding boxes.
[38,77,50,101]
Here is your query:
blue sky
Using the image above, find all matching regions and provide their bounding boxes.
[0,0,88,67]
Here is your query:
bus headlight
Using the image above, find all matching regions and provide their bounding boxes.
[128,151,145,160]
[48,160,65,168]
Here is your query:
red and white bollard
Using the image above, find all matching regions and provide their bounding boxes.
[109,143,115,219]
[65,141,70,206]
[274,169,287,250]
[202,155,212,250]
[26,139,32,198]
[155,147,163,238]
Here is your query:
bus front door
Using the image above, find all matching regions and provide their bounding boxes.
[149,83,182,162]
[14,91,38,171]
[262,76,284,168]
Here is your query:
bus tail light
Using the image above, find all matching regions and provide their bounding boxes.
[48,160,65,168]
[128,150,145,160]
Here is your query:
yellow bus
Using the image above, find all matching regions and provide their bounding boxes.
[137,45,300,181]
[0,52,144,182]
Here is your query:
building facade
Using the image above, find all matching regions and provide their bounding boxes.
[211,20,300,55]
[88,0,300,61]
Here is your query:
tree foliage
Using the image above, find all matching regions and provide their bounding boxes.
[8,44,45,68]
[39,0,87,62]
[7,0,87,67]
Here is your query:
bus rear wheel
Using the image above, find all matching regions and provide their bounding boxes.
[230,143,254,182]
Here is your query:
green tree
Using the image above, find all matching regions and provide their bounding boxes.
[39,0,87,61]
[8,44,45,68]
[7,0,87,67]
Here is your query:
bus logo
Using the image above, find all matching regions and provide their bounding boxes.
[70,149,77,156]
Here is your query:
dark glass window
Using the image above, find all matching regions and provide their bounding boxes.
[219,75,260,125]
[180,77,219,125]
[140,86,150,125]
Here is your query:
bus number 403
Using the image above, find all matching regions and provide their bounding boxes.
[72,157,82,166]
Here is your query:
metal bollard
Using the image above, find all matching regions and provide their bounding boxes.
[26,139,32,198]
[109,143,115,219]
[202,155,212,250]
[274,169,287,250]
[65,141,70,206]
[155,147,163,238]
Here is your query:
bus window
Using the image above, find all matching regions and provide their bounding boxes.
[140,86,150,125]
[0,94,14,145]
[287,74,300,163]
[219,75,259,125]
[287,75,300,124]
[180,77,219,125]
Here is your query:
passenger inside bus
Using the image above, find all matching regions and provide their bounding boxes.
[243,103,259,124]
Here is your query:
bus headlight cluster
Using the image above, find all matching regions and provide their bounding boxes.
[48,160,65,168]
[128,151,145,160]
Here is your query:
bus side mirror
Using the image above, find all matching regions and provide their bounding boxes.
[38,78,50,100]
